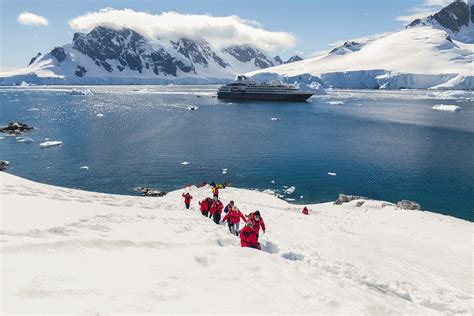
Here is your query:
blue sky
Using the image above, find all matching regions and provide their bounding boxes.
[0,0,453,70]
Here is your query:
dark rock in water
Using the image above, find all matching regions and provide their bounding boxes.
[0,122,33,134]
[397,200,421,210]
[0,160,9,171]
[135,186,167,197]
[334,193,368,205]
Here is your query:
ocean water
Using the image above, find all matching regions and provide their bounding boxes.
[1,86,473,221]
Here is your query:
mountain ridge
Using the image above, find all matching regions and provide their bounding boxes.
[248,0,473,90]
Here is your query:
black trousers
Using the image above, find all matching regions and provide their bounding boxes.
[185,203,190,209]
[202,211,208,217]
[213,212,221,224]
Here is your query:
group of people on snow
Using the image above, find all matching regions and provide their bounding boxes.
[182,185,266,250]
[182,183,310,250]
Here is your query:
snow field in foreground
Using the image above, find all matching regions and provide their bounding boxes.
[0,172,472,314]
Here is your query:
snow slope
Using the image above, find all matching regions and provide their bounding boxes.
[248,1,474,90]
[1,172,472,314]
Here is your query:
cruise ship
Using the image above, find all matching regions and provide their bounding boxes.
[217,75,314,101]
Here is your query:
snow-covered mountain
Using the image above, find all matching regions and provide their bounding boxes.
[249,0,474,90]
[0,26,281,85]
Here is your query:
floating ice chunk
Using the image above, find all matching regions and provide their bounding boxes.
[285,198,296,201]
[328,172,337,176]
[0,137,4,140]
[44,138,50,141]
[271,117,278,121]
[80,166,90,170]
[70,89,93,96]
[187,106,198,111]
[300,196,304,199]
[181,161,190,165]
[222,168,228,171]
[284,186,296,194]
[262,189,276,195]
[27,107,40,111]
[40,141,63,148]
[17,137,33,143]
[271,180,275,184]
[222,170,227,174]
[96,113,104,117]
[327,101,344,105]
[432,104,460,112]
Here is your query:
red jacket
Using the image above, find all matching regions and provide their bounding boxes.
[210,201,223,215]
[182,193,192,204]
[198,199,209,213]
[222,209,247,224]
[247,213,266,233]
[302,207,309,215]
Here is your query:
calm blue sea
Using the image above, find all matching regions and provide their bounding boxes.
[1,86,473,221]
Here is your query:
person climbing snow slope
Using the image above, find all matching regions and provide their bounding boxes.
[240,210,265,249]
[222,205,247,236]
[182,192,193,209]
[199,198,209,217]
[210,197,223,224]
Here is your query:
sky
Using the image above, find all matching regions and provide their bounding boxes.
[0,0,455,70]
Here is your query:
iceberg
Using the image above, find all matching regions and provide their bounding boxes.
[39,141,63,148]
[432,104,461,112]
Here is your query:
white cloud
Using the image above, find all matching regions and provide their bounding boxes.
[17,12,48,26]
[68,8,296,52]
[396,0,464,24]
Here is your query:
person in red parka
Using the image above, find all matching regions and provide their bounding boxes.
[222,206,247,236]
[210,197,223,224]
[240,210,265,249]
[302,206,309,215]
[198,198,209,217]
[182,192,193,209]
[212,186,219,198]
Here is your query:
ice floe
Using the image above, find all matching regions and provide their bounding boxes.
[284,186,296,194]
[432,104,461,112]
[39,141,63,148]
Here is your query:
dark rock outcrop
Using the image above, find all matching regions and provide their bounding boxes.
[274,55,283,65]
[397,200,421,210]
[0,160,9,171]
[285,55,303,63]
[0,122,33,134]
[51,47,67,63]
[222,44,275,68]
[408,0,470,33]
[135,186,167,197]
[334,194,368,205]
[28,52,42,66]
[75,65,87,77]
